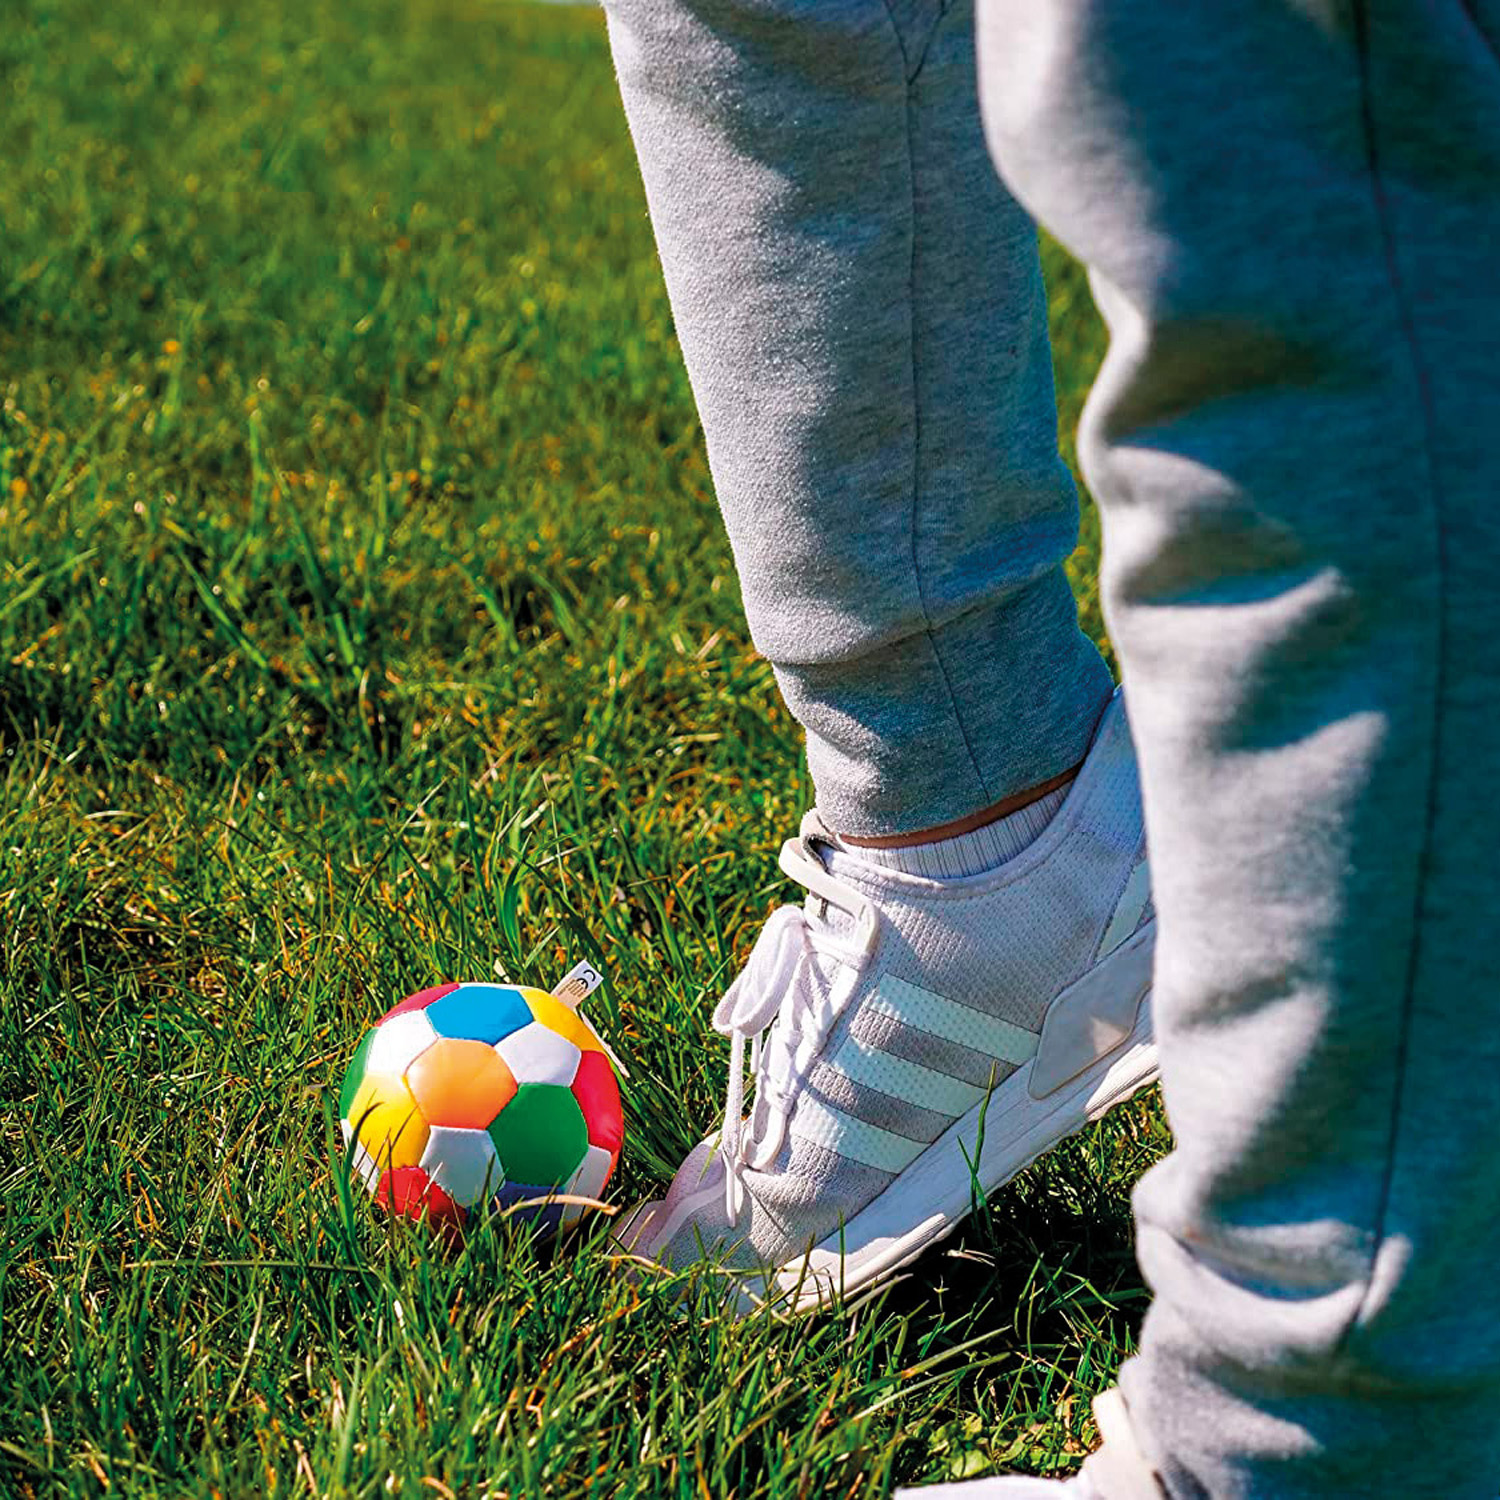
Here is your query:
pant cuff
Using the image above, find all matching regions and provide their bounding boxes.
[776,570,1113,837]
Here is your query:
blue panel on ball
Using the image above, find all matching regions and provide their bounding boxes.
[493,1179,565,1235]
[425,984,532,1045]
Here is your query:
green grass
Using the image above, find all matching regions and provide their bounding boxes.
[0,0,1169,1493]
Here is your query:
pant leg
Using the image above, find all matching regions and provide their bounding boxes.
[978,3,1500,1496]
[602,0,1113,838]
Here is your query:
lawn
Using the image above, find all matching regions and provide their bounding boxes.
[0,0,1168,1493]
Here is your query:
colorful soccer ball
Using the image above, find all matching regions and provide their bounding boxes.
[337,981,623,1237]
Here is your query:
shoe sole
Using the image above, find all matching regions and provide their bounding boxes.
[745,962,1160,1315]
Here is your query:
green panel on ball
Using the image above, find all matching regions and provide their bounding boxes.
[339,1027,378,1120]
[487,1084,588,1187]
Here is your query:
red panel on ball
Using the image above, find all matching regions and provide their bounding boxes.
[571,1049,623,1153]
[379,983,460,1023]
[375,1165,466,1244]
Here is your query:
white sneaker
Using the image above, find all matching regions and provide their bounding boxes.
[614,691,1158,1313]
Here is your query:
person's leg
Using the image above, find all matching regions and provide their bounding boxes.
[959,3,1500,1495]
[602,0,1112,838]
[602,0,1160,1304]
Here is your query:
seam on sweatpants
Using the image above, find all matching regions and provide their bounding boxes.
[880,0,996,808]
[880,0,951,83]
[1336,0,1450,1353]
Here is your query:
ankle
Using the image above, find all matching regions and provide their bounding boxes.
[832,778,1072,882]
[840,763,1081,851]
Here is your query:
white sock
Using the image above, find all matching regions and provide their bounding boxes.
[833,782,1070,881]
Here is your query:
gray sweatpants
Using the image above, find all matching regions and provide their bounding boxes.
[603,0,1500,1495]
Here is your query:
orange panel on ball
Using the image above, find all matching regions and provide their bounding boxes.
[405,1037,518,1129]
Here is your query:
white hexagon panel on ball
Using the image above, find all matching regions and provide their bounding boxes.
[495,1022,583,1088]
[420,1126,503,1208]
[365,1010,440,1080]
[561,1144,614,1227]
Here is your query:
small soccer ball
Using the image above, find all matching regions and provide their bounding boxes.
[337,981,623,1238]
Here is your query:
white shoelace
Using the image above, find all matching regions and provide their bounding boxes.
[710,816,879,1220]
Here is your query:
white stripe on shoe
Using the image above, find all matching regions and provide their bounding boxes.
[802,977,1049,1177]
[867,975,1041,1067]
[828,1035,986,1119]
[1098,854,1151,959]
[795,1096,928,1174]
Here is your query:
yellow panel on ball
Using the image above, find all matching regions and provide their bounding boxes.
[347,1072,429,1171]
[523,991,604,1054]
[406,1037,518,1129]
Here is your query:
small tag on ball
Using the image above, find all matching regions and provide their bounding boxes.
[551,959,604,1008]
